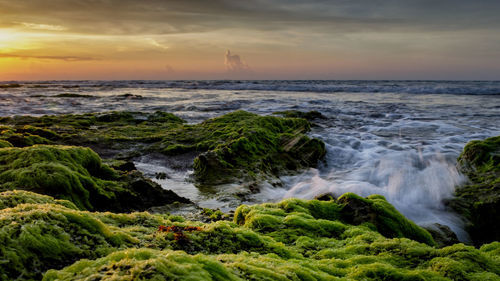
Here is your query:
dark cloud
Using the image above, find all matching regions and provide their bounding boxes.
[1,0,500,35]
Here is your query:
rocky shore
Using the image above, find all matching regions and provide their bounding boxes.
[0,110,498,280]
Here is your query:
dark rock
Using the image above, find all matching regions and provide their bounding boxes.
[118,170,191,211]
[314,193,336,201]
[111,160,137,172]
[424,223,460,248]
[155,172,168,180]
[450,136,500,246]
[0,145,190,213]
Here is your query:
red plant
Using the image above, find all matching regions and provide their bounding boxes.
[157,225,202,242]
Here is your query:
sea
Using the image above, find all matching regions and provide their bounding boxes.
[1,80,499,241]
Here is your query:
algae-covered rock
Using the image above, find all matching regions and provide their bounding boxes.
[450,136,500,246]
[0,145,190,211]
[180,110,326,184]
[0,195,136,280]
[0,190,78,210]
[1,110,326,185]
[235,194,436,246]
[339,193,436,246]
[0,127,51,147]
[44,240,500,281]
[0,191,498,280]
[0,139,12,148]
[43,248,239,281]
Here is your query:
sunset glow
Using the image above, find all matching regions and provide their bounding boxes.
[1,0,500,80]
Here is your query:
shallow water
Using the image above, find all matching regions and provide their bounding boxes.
[2,80,499,240]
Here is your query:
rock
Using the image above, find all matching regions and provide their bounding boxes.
[314,192,336,201]
[337,193,436,245]
[0,191,136,280]
[450,136,500,246]
[0,110,327,187]
[0,145,190,212]
[119,170,191,211]
[187,111,326,184]
[105,159,137,172]
[424,223,460,248]
[0,191,498,280]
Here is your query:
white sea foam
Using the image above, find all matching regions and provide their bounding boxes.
[281,149,469,240]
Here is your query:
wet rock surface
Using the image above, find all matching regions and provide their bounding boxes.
[449,136,500,246]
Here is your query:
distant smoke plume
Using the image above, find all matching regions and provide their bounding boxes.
[224,50,249,72]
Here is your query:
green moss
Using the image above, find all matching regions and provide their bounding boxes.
[0,139,12,148]
[0,145,120,210]
[363,194,436,246]
[451,136,500,246]
[0,191,497,280]
[458,136,500,171]
[0,145,189,211]
[201,208,229,221]
[18,125,60,140]
[0,190,78,210]
[235,195,435,246]
[43,248,240,281]
[0,200,135,280]
[147,111,186,123]
[151,221,298,259]
[1,127,51,147]
[175,110,326,184]
[44,239,500,281]
[1,110,326,185]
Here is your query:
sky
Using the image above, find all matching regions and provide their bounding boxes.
[0,0,499,80]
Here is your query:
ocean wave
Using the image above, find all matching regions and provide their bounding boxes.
[2,80,500,95]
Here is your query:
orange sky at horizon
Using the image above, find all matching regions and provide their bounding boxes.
[1,0,499,80]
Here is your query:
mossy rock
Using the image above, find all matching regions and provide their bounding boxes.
[1,110,326,185]
[0,127,51,147]
[0,139,12,148]
[0,145,190,212]
[339,193,436,246]
[0,191,498,280]
[44,242,500,281]
[0,190,78,210]
[0,196,136,280]
[43,248,240,281]
[235,194,436,246]
[450,136,500,246]
[183,111,326,184]
[17,125,60,140]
